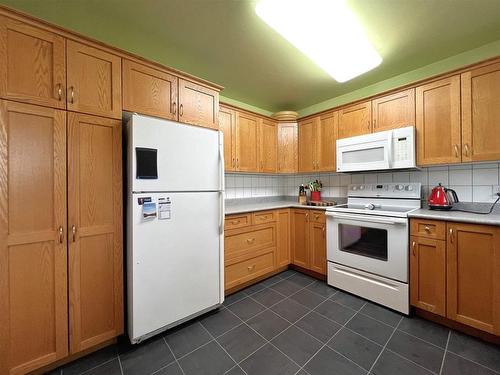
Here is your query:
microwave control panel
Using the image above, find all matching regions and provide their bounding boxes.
[393,137,410,162]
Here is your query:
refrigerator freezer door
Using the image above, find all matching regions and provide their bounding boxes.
[128,192,222,342]
[128,115,222,192]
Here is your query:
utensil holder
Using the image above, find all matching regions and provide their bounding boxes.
[311,191,321,201]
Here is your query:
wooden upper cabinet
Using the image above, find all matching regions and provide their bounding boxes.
[67,112,123,353]
[219,105,236,171]
[122,59,178,120]
[309,214,326,275]
[277,122,298,173]
[259,119,278,173]
[236,111,259,172]
[291,210,310,269]
[338,101,372,139]
[0,100,68,375]
[416,76,461,166]
[67,40,122,119]
[178,78,219,130]
[317,111,338,172]
[298,117,317,172]
[0,15,66,109]
[461,61,500,162]
[447,223,500,335]
[409,236,446,316]
[372,88,415,132]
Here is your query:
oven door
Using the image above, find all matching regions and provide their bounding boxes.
[326,212,408,282]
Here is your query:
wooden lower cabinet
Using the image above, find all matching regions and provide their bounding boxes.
[410,235,446,316]
[0,100,68,375]
[67,113,123,353]
[447,223,500,335]
[276,209,291,268]
[410,219,500,335]
[291,209,327,275]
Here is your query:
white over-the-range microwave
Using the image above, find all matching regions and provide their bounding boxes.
[336,126,416,172]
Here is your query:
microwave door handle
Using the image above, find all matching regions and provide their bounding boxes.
[386,130,393,168]
[326,212,407,225]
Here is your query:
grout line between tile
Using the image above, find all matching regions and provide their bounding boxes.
[438,331,451,375]
[385,348,437,374]
[367,316,403,374]
[75,357,119,375]
[161,337,187,375]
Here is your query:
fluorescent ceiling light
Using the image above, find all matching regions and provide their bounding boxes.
[255,0,382,82]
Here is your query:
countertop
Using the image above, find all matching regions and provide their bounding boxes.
[225,196,345,215]
[408,202,500,226]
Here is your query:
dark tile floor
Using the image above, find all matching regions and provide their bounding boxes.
[47,270,500,375]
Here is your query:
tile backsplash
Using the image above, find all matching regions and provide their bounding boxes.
[225,162,500,203]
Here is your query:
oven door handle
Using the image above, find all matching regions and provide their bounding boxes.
[326,212,407,225]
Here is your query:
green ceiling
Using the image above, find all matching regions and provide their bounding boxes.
[2,0,500,115]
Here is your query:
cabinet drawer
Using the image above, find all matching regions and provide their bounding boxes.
[225,251,275,289]
[410,219,446,240]
[310,211,325,223]
[252,210,276,224]
[225,224,276,260]
[225,214,251,230]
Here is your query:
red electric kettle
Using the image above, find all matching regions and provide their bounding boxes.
[428,183,459,210]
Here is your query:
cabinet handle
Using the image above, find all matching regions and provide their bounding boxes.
[261,161,263,170]
[69,86,75,104]
[246,238,255,244]
[424,226,431,233]
[172,101,177,115]
[231,220,240,225]
[314,214,320,220]
[56,84,62,101]
[449,228,453,243]
[236,158,239,169]
[58,226,64,243]
[367,121,371,131]
[454,144,459,158]
[247,265,256,272]
[323,225,325,238]
[412,241,416,256]
[373,119,376,128]
[72,225,76,242]
[232,158,235,168]
[179,104,184,116]
[305,213,309,222]
[464,143,470,157]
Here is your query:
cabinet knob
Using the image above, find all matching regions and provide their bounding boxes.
[69,86,75,104]
[72,225,76,242]
[454,144,459,158]
[172,101,177,115]
[424,226,431,233]
[412,241,416,256]
[464,143,470,157]
[179,103,184,117]
[449,228,453,243]
[246,238,255,244]
[247,265,255,272]
[231,220,240,225]
[56,84,63,101]
[58,226,64,243]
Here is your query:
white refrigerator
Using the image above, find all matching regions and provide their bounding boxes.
[126,114,224,343]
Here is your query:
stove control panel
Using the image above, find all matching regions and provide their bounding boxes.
[348,183,421,199]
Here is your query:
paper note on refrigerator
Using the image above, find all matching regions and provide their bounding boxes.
[158,197,171,220]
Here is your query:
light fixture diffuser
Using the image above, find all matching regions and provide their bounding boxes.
[255,0,382,82]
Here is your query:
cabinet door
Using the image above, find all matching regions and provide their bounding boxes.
[259,119,278,173]
[67,113,123,353]
[298,117,317,172]
[309,220,326,275]
[67,40,121,119]
[291,210,310,269]
[236,112,259,172]
[276,210,291,268]
[447,223,500,335]
[338,101,371,139]
[409,236,446,316]
[219,105,236,171]
[277,122,298,173]
[461,61,500,162]
[372,88,415,132]
[179,79,219,129]
[0,15,66,109]
[122,59,178,120]
[317,111,337,172]
[416,76,461,165]
[0,100,68,374]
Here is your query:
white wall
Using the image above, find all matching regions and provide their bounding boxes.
[225,162,500,203]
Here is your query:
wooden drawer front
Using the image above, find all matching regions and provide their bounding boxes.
[225,251,275,289]
[310,211,325,224]
[253,211,276,225]
[225,224,276,259]
[410,219,446,240]
[225,214,251,230]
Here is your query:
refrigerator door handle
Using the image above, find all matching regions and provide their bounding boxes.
[219,191,225,235]
[219,131,225,191]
